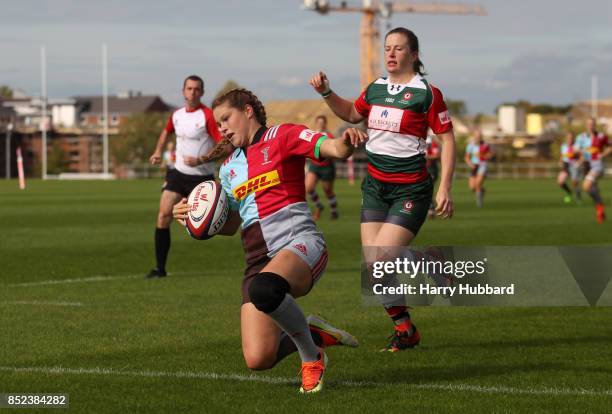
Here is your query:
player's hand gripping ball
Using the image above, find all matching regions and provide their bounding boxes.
[185,180,229,240]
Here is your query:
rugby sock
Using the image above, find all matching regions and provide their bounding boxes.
[275,329,327,364]
[154,227,170,273]
[476,190,484,208]
[269,294,320,362]
[309,191,324,209]
[589,186,603,204]
[385,305,414,335]
[560,183,571,195]
[328,195,338,214]
[575,187,582,200]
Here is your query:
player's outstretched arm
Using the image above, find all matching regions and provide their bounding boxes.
[309,71,364,124]
[150,130,169,165]
[217,210,241,235]
[319,128,368,160]
[436,131,456,219]
[464,149,472,167]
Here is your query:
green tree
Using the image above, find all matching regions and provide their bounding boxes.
[47,140,70,175]
[496,100,571,115]
[112,112,169,165]
[473,113,485,125]
[214,80,242,100]
[0,85,13,99]
[446,99,467,117]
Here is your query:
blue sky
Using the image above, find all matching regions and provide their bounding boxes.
[1,0,611,114]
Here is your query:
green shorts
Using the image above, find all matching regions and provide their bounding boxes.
[308,163,336,182]
[361,173,433,235]
[427,162,439,183]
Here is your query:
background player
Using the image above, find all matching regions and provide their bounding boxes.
[306,115,339,220]
[173,88,366,393]
[465,130,492,208]
[310,27,456,352]
[162,141,176,172]
[146,75,224,278]
[576,118,611,222]
[557,132,581,203]
[425,133,441,217]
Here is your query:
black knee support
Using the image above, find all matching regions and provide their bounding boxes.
[248,272,290,314]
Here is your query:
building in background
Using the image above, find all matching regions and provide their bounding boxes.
[0,92,172,176]
[498,105,526,134]
[570,99,612,133]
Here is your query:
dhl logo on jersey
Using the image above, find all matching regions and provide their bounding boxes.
[564,149,579,159]
[233,170,281,201]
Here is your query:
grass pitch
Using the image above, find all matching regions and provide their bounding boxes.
[1,178,611,413]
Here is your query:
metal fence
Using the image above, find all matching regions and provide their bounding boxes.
[333,161,611,180]
[119,161,611,180]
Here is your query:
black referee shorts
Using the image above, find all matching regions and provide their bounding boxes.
[162,168,214,198]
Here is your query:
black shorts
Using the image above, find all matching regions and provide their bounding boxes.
[308,163,336,181]
[469,165,479,177]
[162,168,214,198]
[562,161,570,174]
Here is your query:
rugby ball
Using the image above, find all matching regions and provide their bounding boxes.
[185,180,229,240]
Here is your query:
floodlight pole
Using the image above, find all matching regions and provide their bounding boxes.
[102,43,109,176]
[41,45,48,180]
[591,75,598,119]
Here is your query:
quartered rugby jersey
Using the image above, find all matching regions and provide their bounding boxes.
[219,124,327,229]
[354,74,453,184]
[575,132,609,162]
[164,104,222,176]
[219,124,328,259]
[466,143,491,164]
[560,143,580,163]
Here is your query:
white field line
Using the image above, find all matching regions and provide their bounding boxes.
[7,271,208,287]
[8,275,140,287]
[0,366,610,397]
[1,300,83,307]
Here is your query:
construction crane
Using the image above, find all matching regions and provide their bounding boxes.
[302,0,486,90]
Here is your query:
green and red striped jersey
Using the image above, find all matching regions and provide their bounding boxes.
[354,75,453,184]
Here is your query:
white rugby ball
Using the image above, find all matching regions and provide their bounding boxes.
[185,180,229,240]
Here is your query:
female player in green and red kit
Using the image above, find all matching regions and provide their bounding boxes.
[310,27,456,352]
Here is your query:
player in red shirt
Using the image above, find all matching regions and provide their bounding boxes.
[557,132,581,204]
[173,89,367,393]
[577,118,612,222]
[465,130,493,208]
[146,75,228,279]
[305,115,339,220]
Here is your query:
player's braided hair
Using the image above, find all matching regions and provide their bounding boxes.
[385,27,427,76]
[212,88,267,127]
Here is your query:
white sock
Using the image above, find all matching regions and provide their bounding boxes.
[269,294,319,362]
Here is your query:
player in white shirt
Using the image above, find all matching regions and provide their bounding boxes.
[162,141,176,171]
[146,75,226,278]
